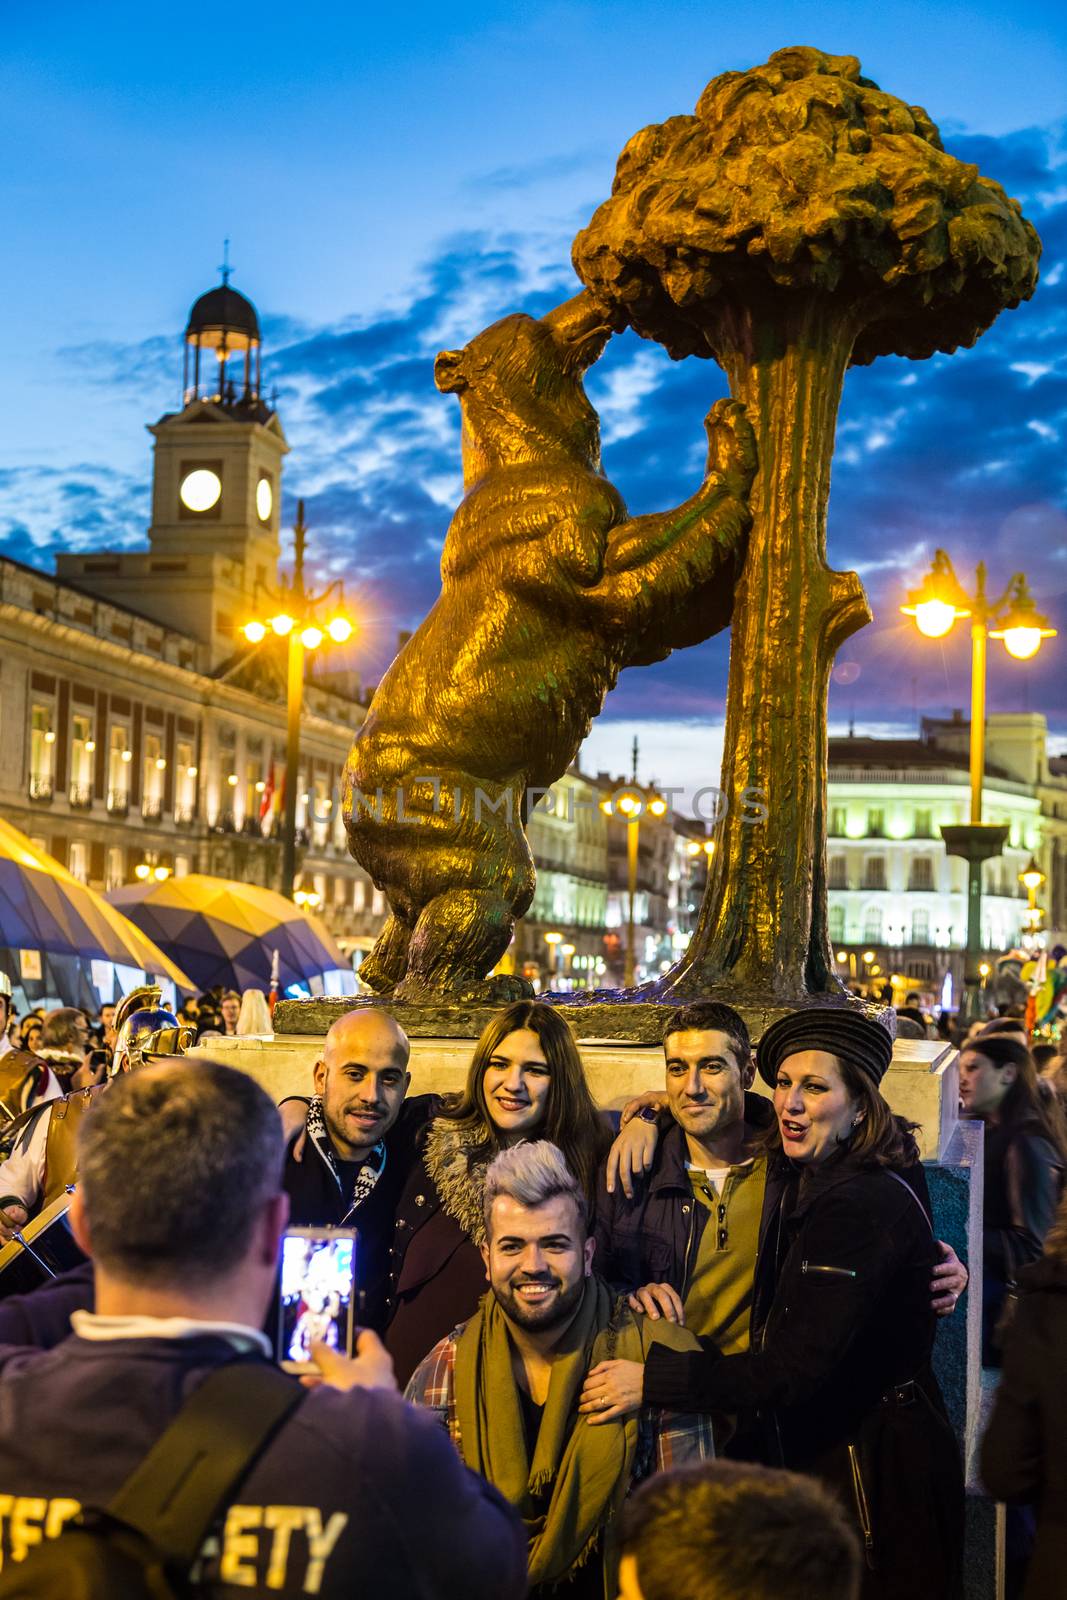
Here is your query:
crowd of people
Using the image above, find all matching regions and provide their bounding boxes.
[0,964,1063,1597]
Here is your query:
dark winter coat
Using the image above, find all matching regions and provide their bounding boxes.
[643,1149,964,1600]
[592,1093,780,1294]
[980,1116,1064,1365]
[383,1127,490,1388]
[0,1332,527,1597]
[981,1254,1067,1600]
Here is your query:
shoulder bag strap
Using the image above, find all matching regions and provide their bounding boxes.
[105,1361,305,1567]
[885,1168,934,1235]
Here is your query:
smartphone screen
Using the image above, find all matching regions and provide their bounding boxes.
[277,1227,357,1367]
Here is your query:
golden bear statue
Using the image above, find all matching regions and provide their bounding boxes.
[343,290,755,1001]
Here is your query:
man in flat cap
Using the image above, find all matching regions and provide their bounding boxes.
[592,1002,966,1455]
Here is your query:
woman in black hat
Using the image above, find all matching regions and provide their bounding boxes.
[580,1006,965,1600]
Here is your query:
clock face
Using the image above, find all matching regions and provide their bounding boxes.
[180,468,222,512]
[256,476,273,523]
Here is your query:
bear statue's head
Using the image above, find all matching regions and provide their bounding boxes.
[434,291,614,488]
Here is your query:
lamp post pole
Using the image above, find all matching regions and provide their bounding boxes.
[625,818,639,989]
[280,505,307,902]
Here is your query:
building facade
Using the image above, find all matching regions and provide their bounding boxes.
[827,712,1067,1000]
[0,278,385,964]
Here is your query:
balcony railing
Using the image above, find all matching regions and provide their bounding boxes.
[174,805,196,826]
[141,798,163,822]
[107,789,129,816]
[28,774,54,802]
[68,785,93,810]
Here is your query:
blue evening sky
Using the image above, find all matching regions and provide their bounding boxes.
[1,0,1065,788]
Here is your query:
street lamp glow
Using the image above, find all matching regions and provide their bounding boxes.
[703,840,716,856]
[270,614,295,637]
[686,840,701,857]
[836,949,848,962]
[227,773,238,787]
[300,625,324,650]
[561,943,576,956]
[999,627,1043,660]
[243,620,267,644]
[544,931,563,946]
[134,863,150,880]
[155,757,167,771]
[327,616,353,644]
[862,949,875,964]
[600,799,613,816]
[978,962,991,979]
[911,599,959,639]
[1020,857,1046,894]
[648,797,668,817]
[84,740,96,754]
[153,865,171,881]
[618,794,640,817]
[121,749,132,763]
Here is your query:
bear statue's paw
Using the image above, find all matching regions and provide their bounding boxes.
[392,972,535,1005]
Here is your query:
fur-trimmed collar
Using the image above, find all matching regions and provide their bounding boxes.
[424,1119,491,1244]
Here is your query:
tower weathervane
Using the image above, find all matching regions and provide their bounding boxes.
[219,238,234,287]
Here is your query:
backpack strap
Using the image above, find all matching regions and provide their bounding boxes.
[104,1360,305,1568]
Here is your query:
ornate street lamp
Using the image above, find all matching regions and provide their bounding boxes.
[902,552,1056,1020]
[243,502,355,900]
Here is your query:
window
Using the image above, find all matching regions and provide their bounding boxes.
[68,841,89,884]
[108,725,130,811]
[828,855,849,890]
[829,806,848,838]
[353,879,366,912]
[914,809,933,839]
[863,856,886,890]
[829,904,845,941]
[30,703,55,797]
[867,808,885,838]
[863,907,883,943]
[105,847,125,891]
[911,909,931,944]
[69,713,94,806]
[176,740,197,821]
[143,733,164,818]
[909,857,934,891]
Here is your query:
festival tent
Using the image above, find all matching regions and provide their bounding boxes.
[0,818,194,1010]
[107,874,357,997]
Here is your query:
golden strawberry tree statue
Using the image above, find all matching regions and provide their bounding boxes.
[573,45,1041,1004]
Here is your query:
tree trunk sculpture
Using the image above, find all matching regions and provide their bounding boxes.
[573,45,1040,1003]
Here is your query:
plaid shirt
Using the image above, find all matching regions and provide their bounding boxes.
[405,1320,714,1482]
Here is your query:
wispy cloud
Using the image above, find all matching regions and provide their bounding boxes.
[2,120,1064,741]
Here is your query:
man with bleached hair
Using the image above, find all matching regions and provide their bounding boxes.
[406,1140,712,1599]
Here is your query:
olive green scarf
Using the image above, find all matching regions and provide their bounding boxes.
[453,1277,696,1596]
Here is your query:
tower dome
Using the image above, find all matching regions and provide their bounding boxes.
[182,254,263,408]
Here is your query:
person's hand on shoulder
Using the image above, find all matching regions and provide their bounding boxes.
[627,1282,685,1324]
[301,1330,398,1393]
[606,1091,667,1198]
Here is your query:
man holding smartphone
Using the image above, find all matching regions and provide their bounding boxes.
[0,1060,527,1598]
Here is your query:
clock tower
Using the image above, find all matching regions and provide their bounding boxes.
[57,268,289,667]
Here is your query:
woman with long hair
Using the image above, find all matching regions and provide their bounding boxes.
[580,1007,965,1600]
[384,999,612,1385]
[958,1034,1067,1365]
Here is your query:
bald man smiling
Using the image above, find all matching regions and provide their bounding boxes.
[284,1008,436,1331]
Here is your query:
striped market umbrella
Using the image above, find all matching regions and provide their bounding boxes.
[107,873,355,996]
[0,817,194,1004]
